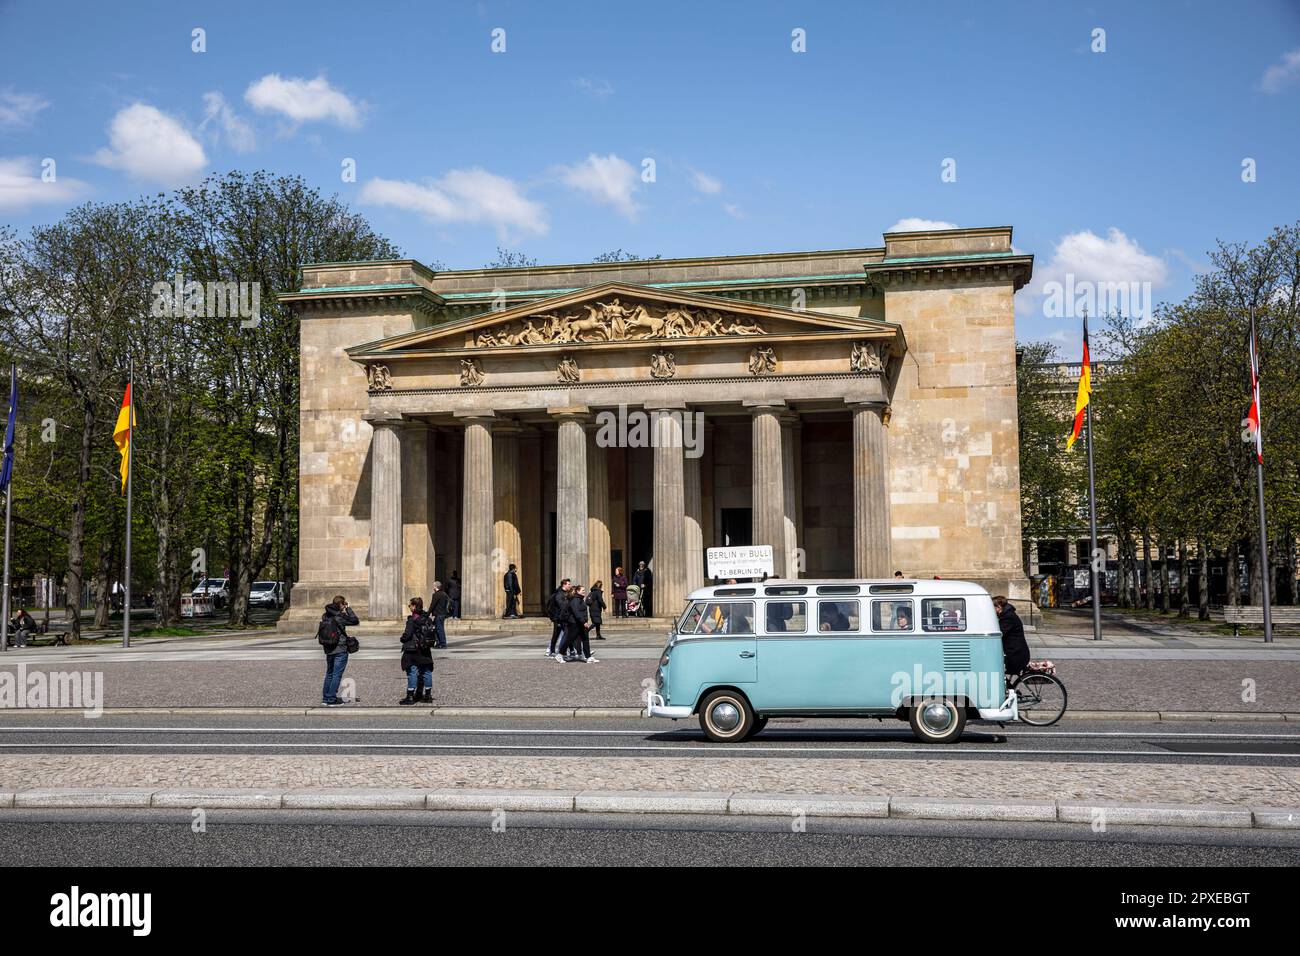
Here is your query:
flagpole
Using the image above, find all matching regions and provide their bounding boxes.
[1249,307,1273,644]
[1084,389,1102,642]
[123,357,133,649]
[1,364,14,653]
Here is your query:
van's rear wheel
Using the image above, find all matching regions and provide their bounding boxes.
[908,698,966,744]
[699,690,754,743]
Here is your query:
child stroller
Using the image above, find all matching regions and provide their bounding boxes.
[625,584,644,617]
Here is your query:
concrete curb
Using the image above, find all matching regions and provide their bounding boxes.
[0,787,1296,828]
[1,707,1297,721]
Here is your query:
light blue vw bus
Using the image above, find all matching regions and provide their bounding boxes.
[646,579,1018,744]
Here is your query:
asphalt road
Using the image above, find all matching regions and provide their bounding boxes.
[0,714,1296,765]
[1,809,1296,865]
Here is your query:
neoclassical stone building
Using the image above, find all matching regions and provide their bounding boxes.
[281,226,1033,624]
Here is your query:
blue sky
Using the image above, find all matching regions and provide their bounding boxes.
[2,0,1298,356]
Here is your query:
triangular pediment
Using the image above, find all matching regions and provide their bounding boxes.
[347,282,899,357]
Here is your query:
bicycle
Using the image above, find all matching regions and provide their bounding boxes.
[1008,660,1067,726]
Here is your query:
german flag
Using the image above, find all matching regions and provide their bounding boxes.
[1066,317,1091,450]
[112,384,133,494]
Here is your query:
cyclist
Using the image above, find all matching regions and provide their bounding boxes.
[992,595,1030,676]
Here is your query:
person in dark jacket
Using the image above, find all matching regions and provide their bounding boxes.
[320,595,359,706]
[993,596,1031,675]
[502,563,522,619]
[545,579,571,657]
[399,597,435,704]
[428,581,450,648]
[632,561,653,616]
[587,581,606,640]
[611,567,628,617]
[557,585,594,662]
[448,572,462,618]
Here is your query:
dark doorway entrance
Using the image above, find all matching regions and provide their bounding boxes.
[630,510,653,568]
[720,508,753,547]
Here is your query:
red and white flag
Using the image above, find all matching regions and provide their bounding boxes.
[1245,325,1263,463]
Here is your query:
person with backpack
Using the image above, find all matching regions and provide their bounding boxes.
[587,581,606,641]
[399,597,435,705]
[428,581,450,648]
[545,579,571,657]
[557,584,594,663]
[319,595,359,706]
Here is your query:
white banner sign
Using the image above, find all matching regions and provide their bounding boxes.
[707,545,774,580]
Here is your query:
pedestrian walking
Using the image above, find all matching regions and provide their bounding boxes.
[587,581,606,640]
[399,597,435,704]
[545,579,571,657]
[448,572,462,618]
[502,563,522,618]
[557,584,595,663]
[632,561,653,616]
[318,595,359,706]
[611,567,628,618]
[428,581,450,648]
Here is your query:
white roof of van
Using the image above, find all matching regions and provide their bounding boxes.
[686,579,992,600]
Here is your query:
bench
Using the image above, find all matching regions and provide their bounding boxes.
[1221,605,1300,636]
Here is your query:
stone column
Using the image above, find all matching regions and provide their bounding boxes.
[493,421,522,617]
[586,425,612,588]
[780,414,799,578]
[368,419,404,620]
[519,428,543,611]
[553,409,589,587]
[401,422,435,603]
[748,402,787,578]
[458,412,495,618]
[851,402,891,578]
[650,404,687,617]
[683,414,705,596]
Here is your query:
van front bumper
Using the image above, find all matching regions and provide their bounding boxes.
[976,692,1019,721]
[646,693,692,719]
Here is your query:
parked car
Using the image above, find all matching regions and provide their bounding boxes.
[192,578,230,608]
[249,581,285,609]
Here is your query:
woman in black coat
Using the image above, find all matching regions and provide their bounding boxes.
[587,582,607,640]
[399,597,435,704]
[993,596,1030,675]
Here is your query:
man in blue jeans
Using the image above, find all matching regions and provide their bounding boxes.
[320,595,359,705]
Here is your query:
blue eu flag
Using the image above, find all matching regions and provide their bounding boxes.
[0,366,15,494]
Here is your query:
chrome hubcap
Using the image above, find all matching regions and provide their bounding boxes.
[921,702,954,733]
[710,701,741,732]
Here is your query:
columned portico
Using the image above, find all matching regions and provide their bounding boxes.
[368,418,406,620]
[492,420,522,616]
[553,409,589,587]
[748,401,787,578]
[851,401,891,578]
[459,412,495,618]
[586,425,612,589]
[650,404,687,617]
[780,414,800,578]
[683,427,705,595]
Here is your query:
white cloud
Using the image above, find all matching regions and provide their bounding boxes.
[556,153,640,220]
[200,92,256,153]
[886,217,958,233]
[90,103,207,186]
[0,89,49,129]
[691,170,722,194]
[723,202,744,220]
[244,74,362,128]
[1260,48,1300,93]
[0,156,86,211]
[1032,227,1169,291]
[359,168,548,238]
[573,77,614,99]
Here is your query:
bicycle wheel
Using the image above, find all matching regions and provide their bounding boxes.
[1013,673,1067,726]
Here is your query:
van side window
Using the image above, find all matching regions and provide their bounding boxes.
[816,600,859,632]
[922,598,967,632]
[678,601,706,634]
[765,601,807,634]
[872,599,914,632]
[697,602,755,636]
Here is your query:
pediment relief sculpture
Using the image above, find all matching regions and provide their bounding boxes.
[556,355,579,384]
[472,298,765,348]
[649,349,676,379]
[366,363,392,391]
[748,346,777,376]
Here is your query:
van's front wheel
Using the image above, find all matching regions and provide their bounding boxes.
[699,690,754,743]
[908,698,966,744]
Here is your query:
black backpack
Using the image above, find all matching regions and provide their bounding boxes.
[545,590,561,622]
[317,614,342,650]
[412,615,437,652]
